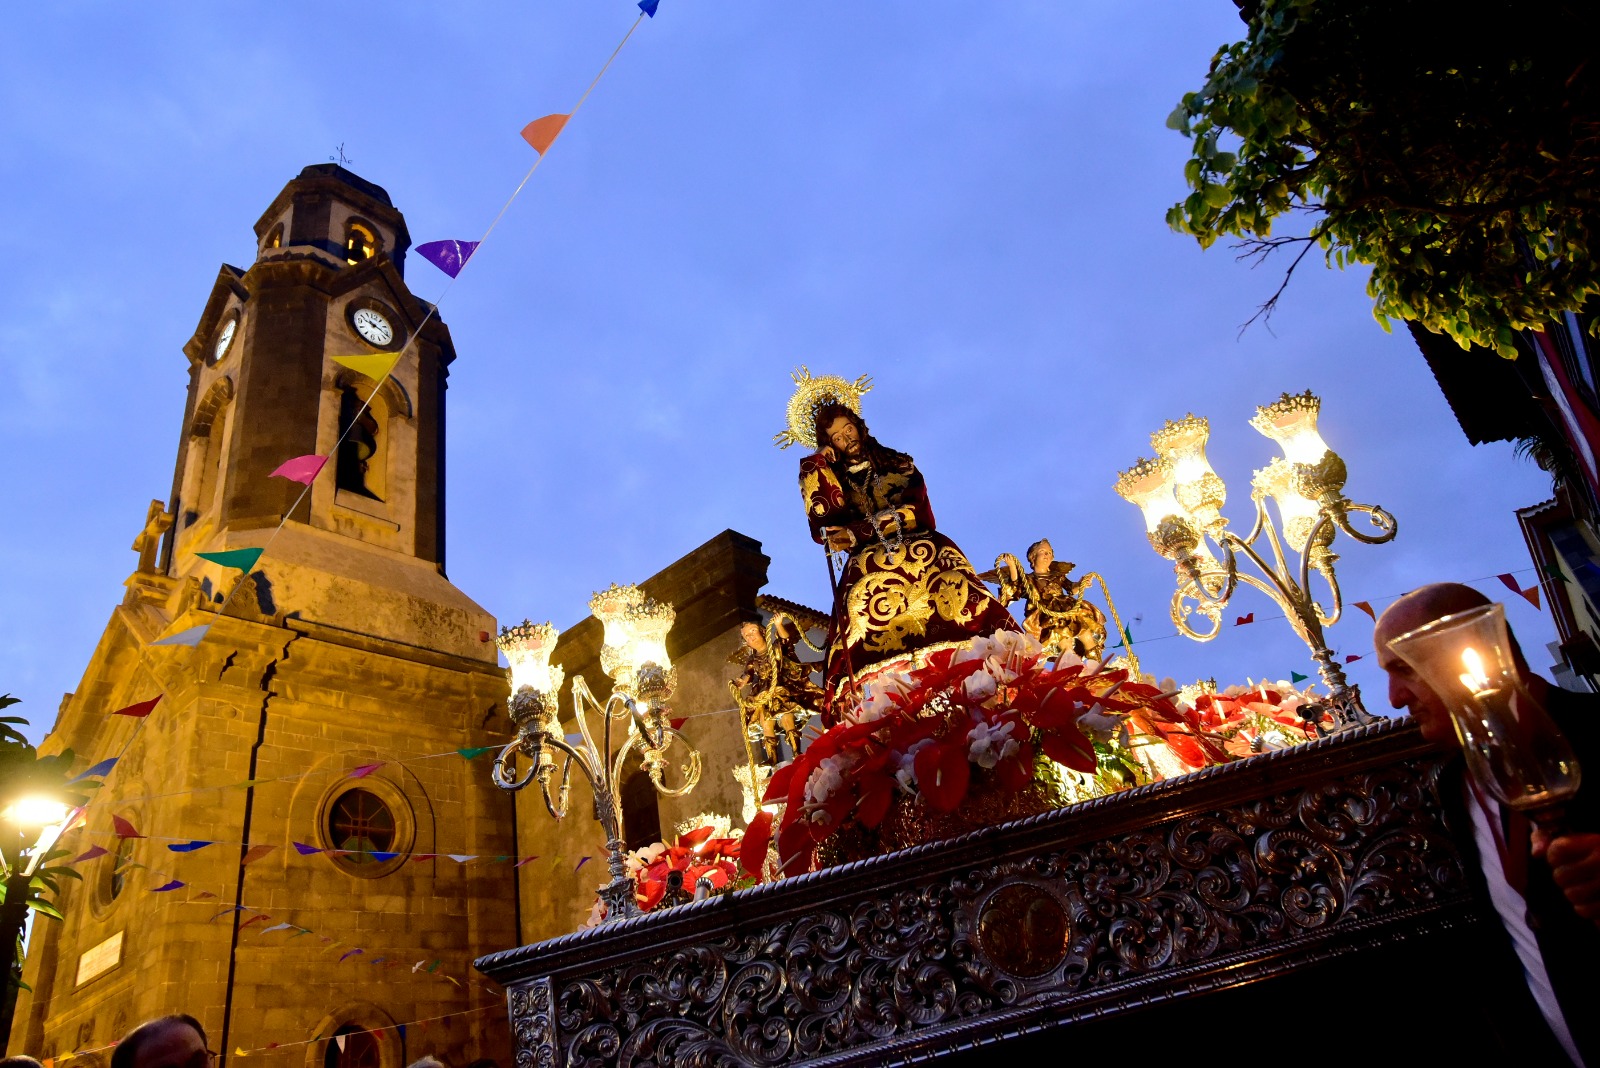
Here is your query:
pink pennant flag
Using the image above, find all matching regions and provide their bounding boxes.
[196,891,217,900]
[73,845,109,863]
[521,113,570,155]
[241,844,275,865]
[349,763,383,779]
[112,815,144,839]
[1352,601,1376,622]
[113,695,162,718]
[515,855,540,869]
[239,914,272,929]
[270,455,329,485]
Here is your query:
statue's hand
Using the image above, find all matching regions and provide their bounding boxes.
[820,444,838,463]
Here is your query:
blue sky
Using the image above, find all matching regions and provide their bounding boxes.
[0,3,1556,743]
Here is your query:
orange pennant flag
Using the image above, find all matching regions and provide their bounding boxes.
[1498,573,1541,611]
[241,844,275,865]
[1352,601,1376,622]
[521,114,570,155]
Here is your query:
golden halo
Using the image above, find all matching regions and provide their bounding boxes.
[773,367,873,451]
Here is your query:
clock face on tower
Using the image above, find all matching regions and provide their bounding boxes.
[351,308,394,347]
[214,316,238,362]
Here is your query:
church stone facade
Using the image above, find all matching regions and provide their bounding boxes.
[14,166,518,1068]
[14,163,785,1068]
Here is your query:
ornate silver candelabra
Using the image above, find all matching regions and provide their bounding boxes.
[491,585,702,921]
[1116,391,1397,730]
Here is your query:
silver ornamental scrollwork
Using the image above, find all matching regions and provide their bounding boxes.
[508,977,557,1068]
[505,754,1461,1067]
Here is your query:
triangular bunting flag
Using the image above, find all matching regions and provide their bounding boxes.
[197,547,264,573]
[446,854,477,863]
[113,695,162,718]
[574,855,590,872]
[335,1036,347,1053]
[331,352,401,381]
[72,846,109,863]
[398,1026,406,1042]
[234,1050,248,1058]
[348,763,383,779]
[521,114,570,155]
[168,841,213,853]
[411,854,437,863]
[293,842,323,856]
[1234,613,1254,626]
[639,0,660,14]
[515,855,539,868]
[427,959,442,973]
[416,239,480,279]
[270,454,329,485]
[457,746,494,760]
[241,844,275,865]
[1290,671,1309,684]
[151,624,210,647]
[151,880,185,892]
[69,757,118,783]
[1498,572,1541,610]
[1344,653,1362,664]
[196,891,217,899]
[370,851,398,863]
[112,815,144,839]
[261,923,294,934]
[239,914,271,929]
[1353,600,1376,622]
[339,949,364,963]
[1543,563,1569,585]
[211,906,247,921]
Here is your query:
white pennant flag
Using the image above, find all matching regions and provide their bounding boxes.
[152,624,210,647]
[446,854,477,863]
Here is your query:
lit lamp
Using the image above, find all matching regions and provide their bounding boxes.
[1387,604,1581,830]
[1116,390,1398,731]
[0,793,72,1044]
[490,585,702,923]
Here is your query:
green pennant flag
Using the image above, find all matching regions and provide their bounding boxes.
[1543,563,1569,585]
[197,548,264,573]
[1112,625,1133,649]
[456,746,495,760]
[1291,671,1309,684]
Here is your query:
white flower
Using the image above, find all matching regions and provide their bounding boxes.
[967,719,1018,769]
[583,898,609,927]
[807,754,855,804]
[1076,703,1125,744]
[963,671,999,704]
[894,739,933,794]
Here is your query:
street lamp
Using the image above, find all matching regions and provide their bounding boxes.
[0,794,72,1043]
[1116,391,1398,730]
[491,584,702,922]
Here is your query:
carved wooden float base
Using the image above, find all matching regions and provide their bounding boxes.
[478,720,1522,1066]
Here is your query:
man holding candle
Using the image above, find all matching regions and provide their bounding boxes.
[1376,583,1600,1066]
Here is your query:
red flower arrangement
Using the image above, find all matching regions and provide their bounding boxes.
[750,631,1200,874]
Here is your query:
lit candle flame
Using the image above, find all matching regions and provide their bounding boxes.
[1459,646,1492,696]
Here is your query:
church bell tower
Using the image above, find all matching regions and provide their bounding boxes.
[15,167,516,1068]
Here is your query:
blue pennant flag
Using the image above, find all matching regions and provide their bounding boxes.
[69,757,118,784]
[639,0,659,15]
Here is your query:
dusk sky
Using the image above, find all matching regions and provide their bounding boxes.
[1,3,1556,745]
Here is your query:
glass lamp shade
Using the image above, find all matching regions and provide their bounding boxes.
[1152,415,1227,529]
[497,620,564,695]
[1387,603,1581,816]
[1252,458,1323,552]
[590,584,676,684]
[1250,390,1333,465]
[1115,457,1182,534]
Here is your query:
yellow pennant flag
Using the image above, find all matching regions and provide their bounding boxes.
[331,353,400,381]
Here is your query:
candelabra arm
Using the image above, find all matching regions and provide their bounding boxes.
[1332,501,1398,545]
[538,739,583,821]
[490,738,537,791]
[1298,513,1342,629]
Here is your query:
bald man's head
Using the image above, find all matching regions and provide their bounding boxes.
[1373,583,1494,745]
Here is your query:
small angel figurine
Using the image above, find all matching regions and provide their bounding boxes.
[728,615,822,763]
[993,539,1108,660]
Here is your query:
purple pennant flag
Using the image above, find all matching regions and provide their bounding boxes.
[339,948,364,963]
[151,880,185,892]
[73,845,110,863]
[415,240,479,279]
[293,842,323,856]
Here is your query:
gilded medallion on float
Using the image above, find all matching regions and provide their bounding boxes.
[975,882,1072,978]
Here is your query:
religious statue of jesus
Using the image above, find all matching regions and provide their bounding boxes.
[776,370,1019,721]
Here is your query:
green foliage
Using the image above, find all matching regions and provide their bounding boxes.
[1168,0,1600,355]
